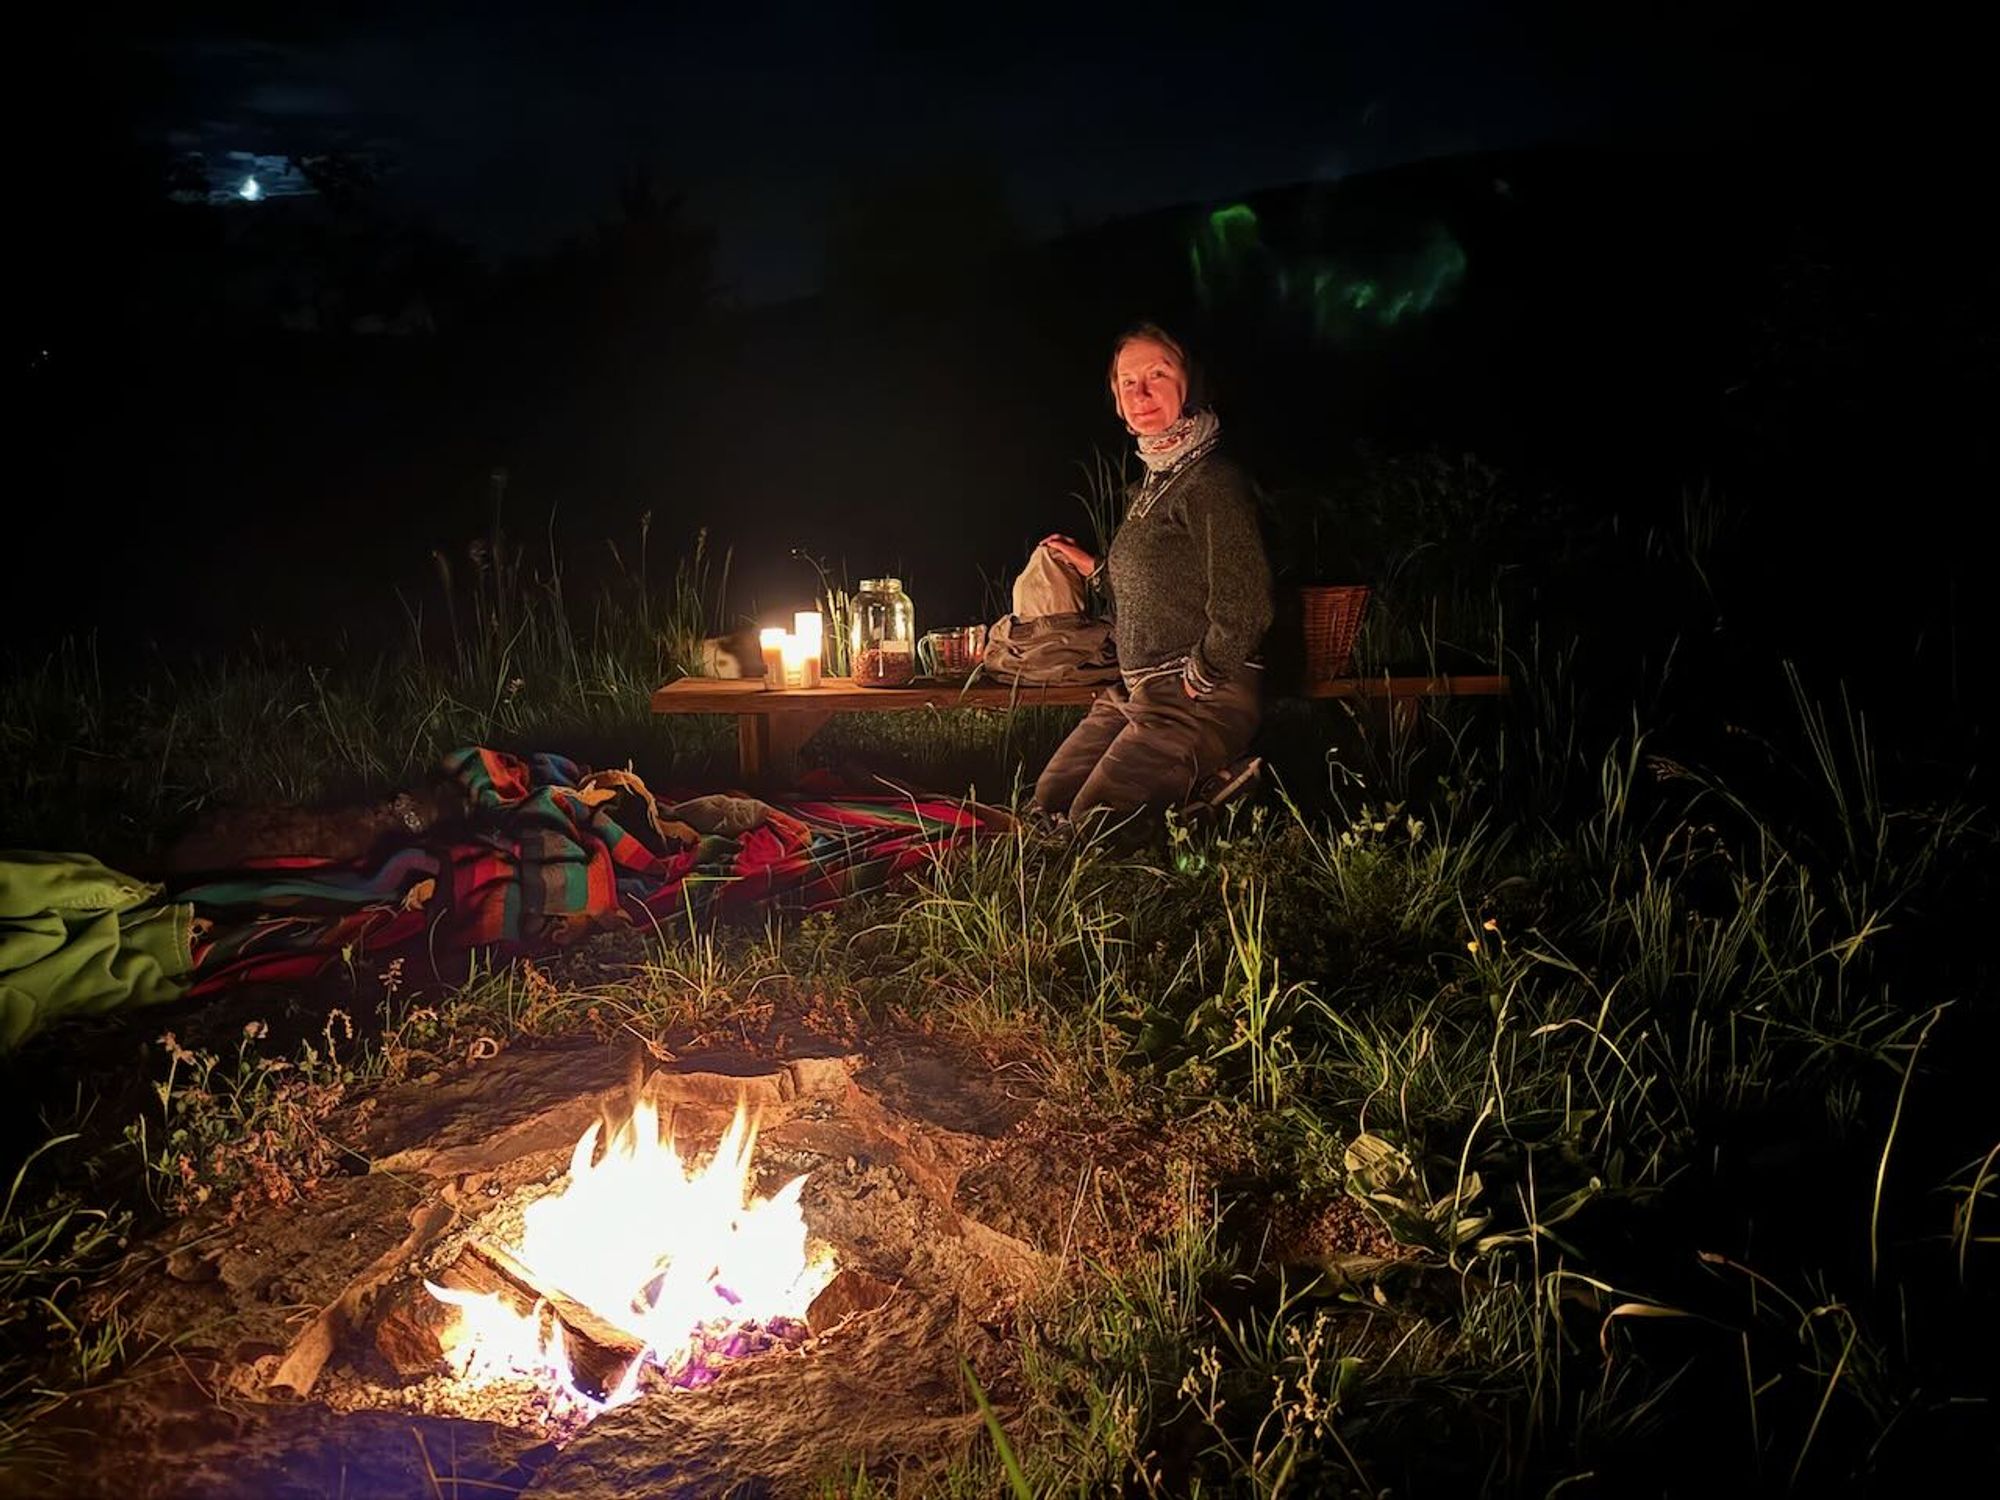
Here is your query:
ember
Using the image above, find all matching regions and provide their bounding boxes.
[426,1097,834,1418]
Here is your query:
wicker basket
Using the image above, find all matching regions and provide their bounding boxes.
[1299,585,1371,681]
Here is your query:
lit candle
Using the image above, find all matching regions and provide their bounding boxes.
[780,631,807,689]
[793,610,823,689]
[759,627,786,690]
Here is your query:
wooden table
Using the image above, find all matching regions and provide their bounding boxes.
[652,674,1510,780]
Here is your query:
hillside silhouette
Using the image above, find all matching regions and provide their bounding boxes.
[20,139,1992,692]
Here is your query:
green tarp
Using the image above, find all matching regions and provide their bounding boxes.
[1,851,196,1053]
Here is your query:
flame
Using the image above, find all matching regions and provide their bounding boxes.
[427,1096,834,1414]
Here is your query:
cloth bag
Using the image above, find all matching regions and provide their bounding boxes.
[1,850,196,1052]
[981,548,1119,687]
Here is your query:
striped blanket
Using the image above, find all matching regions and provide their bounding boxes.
[177,748,997,993]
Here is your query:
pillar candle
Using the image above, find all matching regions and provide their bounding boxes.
[759,627,786,690]
[780,631,806,688]
[793,610,823,688]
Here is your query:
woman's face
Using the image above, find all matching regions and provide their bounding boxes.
[1112,337,1189,436]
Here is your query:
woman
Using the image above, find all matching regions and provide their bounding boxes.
[1034,324,1272,821]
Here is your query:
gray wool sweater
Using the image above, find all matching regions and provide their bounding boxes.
[1103,449,1273,696]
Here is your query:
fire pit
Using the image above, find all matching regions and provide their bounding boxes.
[52,1034,1132,1498]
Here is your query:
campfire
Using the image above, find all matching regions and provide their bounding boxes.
[70,1044,1070,1494]
[417,1096,836,1425]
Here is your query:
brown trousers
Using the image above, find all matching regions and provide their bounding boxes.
[1033,672,1261,820]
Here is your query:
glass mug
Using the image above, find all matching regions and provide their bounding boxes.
[917,625,987,679]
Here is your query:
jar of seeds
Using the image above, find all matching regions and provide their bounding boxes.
[849,578,915,686]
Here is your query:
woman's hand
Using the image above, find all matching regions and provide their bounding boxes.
[1039,534,1098,578]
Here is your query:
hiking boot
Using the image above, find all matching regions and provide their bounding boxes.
[1016,800,1076,844]
[1192,755,1263,811]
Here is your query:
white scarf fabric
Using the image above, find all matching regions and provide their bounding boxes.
[1133,408,1221,473]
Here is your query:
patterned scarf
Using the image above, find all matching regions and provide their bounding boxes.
[1134,407,1221,473]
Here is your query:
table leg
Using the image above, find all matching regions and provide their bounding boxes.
[768,711,833,782]
[735,711,833,784]
[736,713,770,781]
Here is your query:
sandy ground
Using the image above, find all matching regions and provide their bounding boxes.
[25,1020,1198,1499]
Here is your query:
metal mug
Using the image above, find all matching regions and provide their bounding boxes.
[917,625,987,678]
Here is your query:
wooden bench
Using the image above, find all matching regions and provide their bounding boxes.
[651,674,1510,780]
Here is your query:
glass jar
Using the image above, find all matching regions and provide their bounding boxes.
[849,577,916,686]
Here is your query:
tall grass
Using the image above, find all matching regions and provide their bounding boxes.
[2,455,1992,1494]
[0,1133,140,1483]
[768,668,1988,1492]
[0,516,738,852]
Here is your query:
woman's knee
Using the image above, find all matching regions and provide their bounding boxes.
[1033,764,1083,814]
[1035,699,1127,813]
[1070,742,1199,818]
[1035,744,1109,814]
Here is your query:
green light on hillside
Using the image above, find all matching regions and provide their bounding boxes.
[1208,203,1260,245]
[1185,204,1468,337]
[1191,203,1264,306]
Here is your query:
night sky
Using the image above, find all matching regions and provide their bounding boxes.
[62,1,1891,301]
[18,1,1980,655]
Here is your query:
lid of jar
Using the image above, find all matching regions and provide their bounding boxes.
[858,577,902,593]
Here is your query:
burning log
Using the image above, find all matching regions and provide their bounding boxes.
[373,1283,457,1379]
[372,1098,832,1415]
[431,1238,649,1399]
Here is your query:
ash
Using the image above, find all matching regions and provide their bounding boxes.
[321,1317,813,1444]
